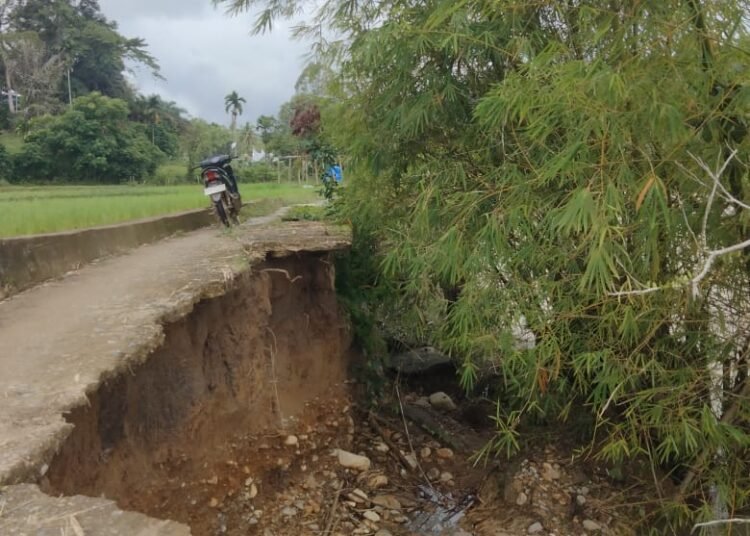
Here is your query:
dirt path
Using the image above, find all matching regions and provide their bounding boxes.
[0,207,349,486]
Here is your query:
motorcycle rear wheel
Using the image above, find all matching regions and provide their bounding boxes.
[214,200,230,226]
[229,193,241,225]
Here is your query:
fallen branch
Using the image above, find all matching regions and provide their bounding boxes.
[691,518,750,534]
[260,268,302,284]
[323,481,343,536]
[400,404,472,452]
[368,411,416,473]
[395,383,441,492]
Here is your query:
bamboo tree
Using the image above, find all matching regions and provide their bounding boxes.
[217,0,750,530]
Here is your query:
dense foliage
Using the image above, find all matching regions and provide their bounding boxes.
[129,94,187,157]
[220,0,750,530]
[14,92,163,182]
[181,118,235,171]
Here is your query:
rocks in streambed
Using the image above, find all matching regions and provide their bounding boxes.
[371,494,401,510]
[336,449,371,471]
[436,447,454,459]
[365,473,389,489]
[429,391,457,411]
[527,521,544,534]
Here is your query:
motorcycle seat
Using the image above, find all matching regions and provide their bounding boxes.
[199,154,231,167]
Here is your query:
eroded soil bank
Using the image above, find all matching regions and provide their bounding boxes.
[39,251,353,533]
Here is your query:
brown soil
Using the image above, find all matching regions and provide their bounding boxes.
[40,253,353,535]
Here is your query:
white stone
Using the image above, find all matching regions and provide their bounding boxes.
[336,449,372,471]
[351,488,369,502]
[516,492,528,506]
[367,474,389,489]
[362,510,381,522]
[281,506,298,517]
[436,447,454,459]
[528,522,544,534]
[429,392,457,411]
[284,435,299,446]
[372,495,401,510]
[542,462,561,481]
[583,519,602,532]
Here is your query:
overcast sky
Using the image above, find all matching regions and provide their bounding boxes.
[98,0,310,126]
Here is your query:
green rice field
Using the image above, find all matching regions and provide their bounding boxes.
[0,183,319,237]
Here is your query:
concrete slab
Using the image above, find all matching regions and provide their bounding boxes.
[0,484,190,535]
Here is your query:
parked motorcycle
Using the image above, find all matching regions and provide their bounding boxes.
[198,143,242,226]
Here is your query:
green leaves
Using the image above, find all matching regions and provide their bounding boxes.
[553,187,596,236]
[15,92,163,182]
[223,0,750,526]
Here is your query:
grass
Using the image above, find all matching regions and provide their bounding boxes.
[0,183,320,237]
[281,205,326,222]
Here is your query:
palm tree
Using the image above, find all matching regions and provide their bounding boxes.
[224,90,246,135]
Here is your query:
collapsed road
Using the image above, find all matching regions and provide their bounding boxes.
[0,209,352,535]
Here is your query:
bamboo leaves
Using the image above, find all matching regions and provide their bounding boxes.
[217,0,750,527]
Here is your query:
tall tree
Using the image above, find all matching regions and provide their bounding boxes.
[6,0,159,104]
[129,94,186,156]
[224,90,246,134]
[0,0,23,114]
[181,118,233,174]
[238,121,257,156]
[4,33,64,116]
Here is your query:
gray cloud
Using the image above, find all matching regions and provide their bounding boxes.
[99,0,310,125]
[102,0,211,21]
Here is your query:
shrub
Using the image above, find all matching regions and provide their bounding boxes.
[17,93,163,183]
[0,144,11,181]
[235,162,277,183]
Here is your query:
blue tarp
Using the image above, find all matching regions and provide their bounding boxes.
[326,164,343,183]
